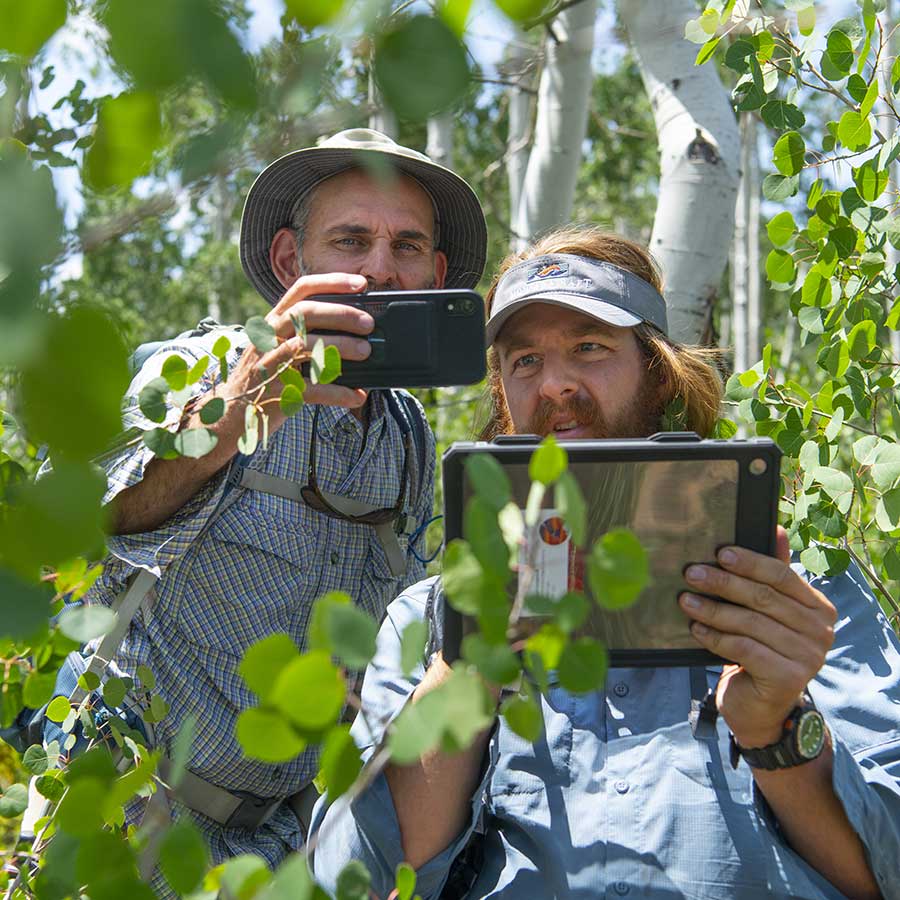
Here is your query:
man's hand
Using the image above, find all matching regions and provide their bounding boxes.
[224,272,375,428]
[679,526,838,749]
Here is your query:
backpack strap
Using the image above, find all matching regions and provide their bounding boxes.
[386,389,428,511]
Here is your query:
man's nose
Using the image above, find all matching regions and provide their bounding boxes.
[359,241,398,291]
[537,359,578,403]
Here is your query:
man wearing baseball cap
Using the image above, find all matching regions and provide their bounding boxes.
[79,129,487,879]
[312,226,897,900]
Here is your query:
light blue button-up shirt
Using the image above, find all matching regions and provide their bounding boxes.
[312,561,900,899]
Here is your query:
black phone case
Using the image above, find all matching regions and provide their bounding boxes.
[309,289,486,389]
[441,433,782,668]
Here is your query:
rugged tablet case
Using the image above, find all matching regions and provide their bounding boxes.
[441,432,782,669]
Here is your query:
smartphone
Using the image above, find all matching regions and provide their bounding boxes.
[308,289,486,389]
[441,433,782,668]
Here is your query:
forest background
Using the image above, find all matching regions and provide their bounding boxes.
[1,0,900,897]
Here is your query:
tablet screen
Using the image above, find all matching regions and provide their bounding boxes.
[465,458,739,651]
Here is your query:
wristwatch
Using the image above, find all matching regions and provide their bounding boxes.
[729,694,827,770]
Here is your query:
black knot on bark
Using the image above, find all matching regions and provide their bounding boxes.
[687,128,720,164]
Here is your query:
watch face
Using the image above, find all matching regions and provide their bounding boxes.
[795,710,826,759]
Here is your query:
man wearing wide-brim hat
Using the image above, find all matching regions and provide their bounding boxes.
[84,128,487,880]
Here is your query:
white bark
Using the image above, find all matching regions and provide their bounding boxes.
[731,115,750,376]
[426,114,454,169]
[513,0,597,246]
[368,70,397,138]
[879,1,900,362]
[619,0,741,344]
[747,113,760,363]
[504,35,534,248]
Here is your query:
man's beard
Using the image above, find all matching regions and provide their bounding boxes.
[526,372,664,440]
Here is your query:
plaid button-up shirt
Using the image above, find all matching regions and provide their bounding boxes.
[86,329,434,870]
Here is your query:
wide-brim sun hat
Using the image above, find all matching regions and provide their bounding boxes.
[485,253,669,345]
[240,128,488,304]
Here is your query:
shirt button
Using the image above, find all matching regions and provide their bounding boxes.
[330,551,339,565]
[614,882,630,895]
[615,780,630,794]
[613,681,629,698]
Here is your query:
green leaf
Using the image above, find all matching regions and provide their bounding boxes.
[442,539,508,620]
[465,495,510,578]
[555,471,586,547]
[828,225,858,259]
[797,4,816,34]
[86,91,162,190]
[766,211,797,247]
[838,110,872,151]
[529,436,567,486]
[139,376,170,423]
[270,651,346,732]
[23,671,56,709]
[762,174,799,201]
[501,694,543,741]
[279,383,305,416]
[245,316,277,353]
[465,454,511,512]
[400,619,428,678]
[825,28,854,73]
[588,528,650,609]
[761,100,806,131]
[318,725,362,802]
[557,637,608,694]
[34,770,65,803]
[186,355,209,386]
[102,676,127,709]
[22,743,49,776]
[46,695,70,723]
[160,354,189,391]
[812,466,854,513]
[462,633,520,685]
[395,862,417,900]
[336,860,371,900]
[236,707,307,763]
[283,0,344,29]
[160,820,208,895]
[853,159,888,202]
[325,604,378,670]
[800,544,850,576]
[20,307,129,460]
[847,319,877,360]
[57,604,116,642]
[239,633,299,702]
[374,15,471,121]
[0,783,28,818]
[493,0,550,22]
[0,0,66,56]
[200,397,225,425]
[695,36,721,65]
[723,38,755,73]
[876,487,900,530]
[765,248,796,284]
[237,404,259,456]
[801,270,832,307]
[174,427,218,459]
[884,546,900,580]
[310,339,342,385]
[773,131,805,176]
[872,442,900,489]
[212,335,231,359]
[309,591,352,653]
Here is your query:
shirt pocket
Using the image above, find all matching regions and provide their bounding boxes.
[178,506,315,656]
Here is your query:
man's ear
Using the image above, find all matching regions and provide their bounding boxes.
[270,227,302,289]
[433,250,448,289]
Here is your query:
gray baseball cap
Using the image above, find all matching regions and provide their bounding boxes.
[240,128,488,304]
[486,253,668,344]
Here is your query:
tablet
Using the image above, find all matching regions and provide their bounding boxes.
[441,433,782,667]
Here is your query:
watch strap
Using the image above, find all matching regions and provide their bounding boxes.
[730,694,825,770]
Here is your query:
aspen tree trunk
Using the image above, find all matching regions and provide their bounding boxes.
[209,171,231,322]
[426,114,454,169]
[504,35,534,248]
[619,0,741,344]
[731,116,749,377]
[880,1,900,362]
[513,0,597,246]
[746,114,760,363]
[368,70,397,138]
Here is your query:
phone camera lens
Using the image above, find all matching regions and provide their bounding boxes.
[749,458,767,476]
[447,300,456,312]
[461,297,475,315]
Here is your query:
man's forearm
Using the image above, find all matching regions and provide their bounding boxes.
[753,736,881,900]
[384,656,496,871]
[108,391,256,535]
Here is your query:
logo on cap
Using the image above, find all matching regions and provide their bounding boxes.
[528,262,569,282]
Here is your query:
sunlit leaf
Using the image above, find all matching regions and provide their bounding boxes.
[318,725,362,802]
[772,131,805,176]
[236,707,306,763]
[501,693,543,741]
[588,528,650,609]
[57,604,116,642]
[557,637,608,693]
[283,0,344,29]
[529,436,567,486]
[86,92,162,190]
[0,0,66,57]
[160,820,208,895]
[838,110,872,151]
[239,633,299,703]
[465,453,511,511]
[270,651,346,732]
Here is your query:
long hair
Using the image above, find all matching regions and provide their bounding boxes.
[475,226,723,440]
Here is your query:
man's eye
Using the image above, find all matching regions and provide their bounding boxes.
[576,342,608,353]
[395,241,423,253]
[336,237,363,247]
[512,353,538,371]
